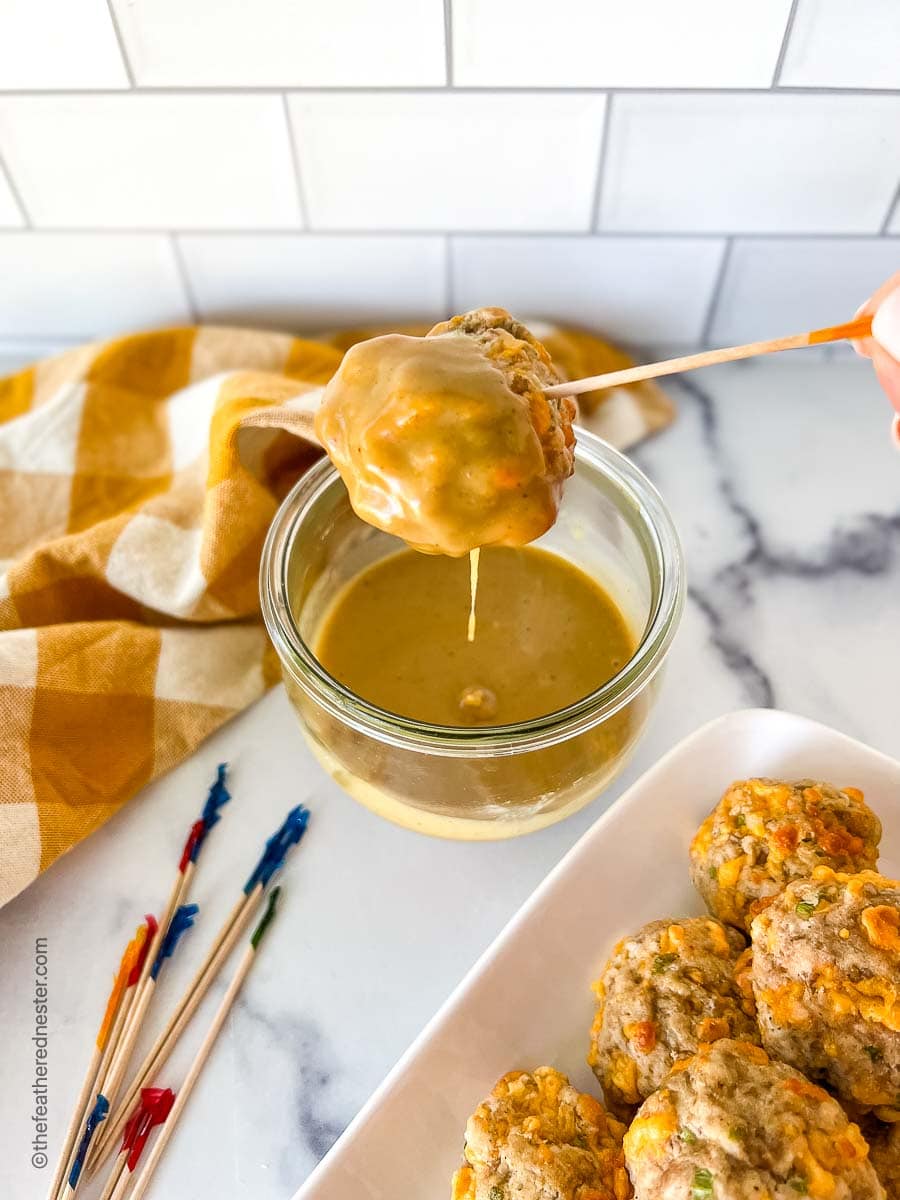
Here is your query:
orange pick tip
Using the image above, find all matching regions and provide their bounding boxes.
[96,922,149,1051]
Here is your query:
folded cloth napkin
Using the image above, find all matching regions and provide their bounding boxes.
[0,323,673,908]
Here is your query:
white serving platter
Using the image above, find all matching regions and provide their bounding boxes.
[294,709,900,1200]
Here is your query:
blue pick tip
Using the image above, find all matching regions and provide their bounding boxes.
[150,903,199,979]
[191,764,231,863]
[284,805,310,843]
[200,763,231,830]
[244,805,310,893]
[68,1094,110,1187]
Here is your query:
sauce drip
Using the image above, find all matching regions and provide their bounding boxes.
[467,548,480,643]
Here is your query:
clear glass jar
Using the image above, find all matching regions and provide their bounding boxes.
[260,428,684,840]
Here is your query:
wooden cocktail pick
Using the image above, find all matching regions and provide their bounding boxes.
[543,315,873,398]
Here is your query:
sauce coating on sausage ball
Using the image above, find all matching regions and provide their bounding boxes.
[315,308,576,557]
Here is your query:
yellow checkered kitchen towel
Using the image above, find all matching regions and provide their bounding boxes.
[0,323,673,908]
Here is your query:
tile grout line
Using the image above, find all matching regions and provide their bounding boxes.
[0,336,87,347]
[1,228,897,240]
[168,234,200,322]
[0,85,899,97]
[589,94,613,231]
[0,152,32,227]
[700,237,733,345]
[879,176,900,234]
[770,0,800,88]
[443,0,454,87]
[103,0,137,87]
[281,94,311,229]
[0,337,858,359]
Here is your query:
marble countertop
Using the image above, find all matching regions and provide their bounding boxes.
[1,357,897,1200]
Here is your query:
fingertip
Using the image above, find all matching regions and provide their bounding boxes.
[871,284,900,362]
[872,348,900,414]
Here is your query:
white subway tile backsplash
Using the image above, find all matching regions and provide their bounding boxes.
[178,235,447,330]
[0,96,302,230]
[780,0,900,89]
[0,234,190,337]
[0,0,896,352]
[600,94,900,234]
[709,238,900,345]
[451,236,726,345]
[288,94,607,232]
[0,165,24,227]
[0,0,128,89]
[110,0,445,87]
[453,0,792,88]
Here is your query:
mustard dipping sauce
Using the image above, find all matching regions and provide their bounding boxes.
[313,545,635,728]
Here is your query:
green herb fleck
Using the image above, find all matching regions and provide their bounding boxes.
[573,1134,588,1149]
[653,953,677,973]
[692,1168,714,1200]
[864,1045,883,1062]
[733,814,746,827]
[728,1126,746,1141]
[795,899,818,918]
[708,866,718,881]
[679,1128,697,1144]
[788,1177,808,1194]
[489,1187,505,1200]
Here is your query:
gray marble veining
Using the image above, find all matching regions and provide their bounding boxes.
[0,358,897,1200]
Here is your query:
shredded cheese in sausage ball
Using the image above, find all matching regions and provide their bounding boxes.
[588,916,759,1118]
[451,1066,631,1200]
[751,867,900,1116]
[690,779,881,932]
[624,1039,883,1200]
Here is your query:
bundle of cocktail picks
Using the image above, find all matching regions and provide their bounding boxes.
[48,765,309,1200]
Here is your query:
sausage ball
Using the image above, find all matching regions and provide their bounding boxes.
[315,307,577,556]
[867,1121,900,1199]
[751,867,900,1116]
[451,1066,631,1200]
[588,916,759,1117]
[623,1039,883,1200]
[690,779,881,932]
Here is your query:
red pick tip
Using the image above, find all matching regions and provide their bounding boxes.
[152,1089,176,1126]
[120,1107,143,1154]
[179,819,205,873]
[128,914,158,986]
[126,1088,176,1171]
[140,1087,171,1113]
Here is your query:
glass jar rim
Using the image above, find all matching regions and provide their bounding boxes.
[260,427,685,758]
